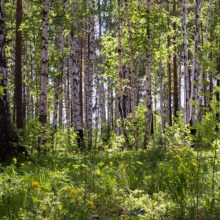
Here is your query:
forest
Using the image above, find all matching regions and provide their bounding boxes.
[0,0,220,219]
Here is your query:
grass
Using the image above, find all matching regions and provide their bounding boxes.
[0,147,219,219]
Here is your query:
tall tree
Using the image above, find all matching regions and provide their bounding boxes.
[182,0,190,124]
[98,0,107,142]
[0,1,14,151]
[39,0,50,153]
[144,0,153,147]
[15,0,23,129]
[173,0,178,118]
[125,0,139,147]
[39,0,50,125]
[84,0,95,149]
[69,28,84,149]
[189,0,203,123]
[0,1,26,161]
[167,2,172,126]
[116,0,129,143]
[53,28,63,130]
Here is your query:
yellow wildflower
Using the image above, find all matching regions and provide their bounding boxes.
[32,181,40,189]
[70,187,78,197]
[87,200,95,209]
[12,157,17,164]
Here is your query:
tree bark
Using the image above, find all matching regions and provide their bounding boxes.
[125,0,139,147]
[0,2,27,161]
[189,0,202,123]
[159,39,165,130]
[15,0,23,129]
[167,3,172,126]
[182,0,190,124]
[173,0,178,118]
[116,0,129,143]
[98,0,107,142]
[69,32,84,149]
[53,29,63,131]
[144,0,153,147]
[39,0,50,125]
[84,0,95,149]
[38,0,50,153]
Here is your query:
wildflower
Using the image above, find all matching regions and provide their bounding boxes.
[70,187,78,197]
[87,200,95,209]
[32,181,40,189]
[12,157,17,164]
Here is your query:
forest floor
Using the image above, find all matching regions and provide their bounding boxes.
[0,146,219,219]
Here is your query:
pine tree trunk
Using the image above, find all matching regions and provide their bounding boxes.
[173,0,178,118]
[217,56,220,102]
[0,2,14,148]
[0,2,27,161]
[15,0,23,129]
[167,3,172,126]
[189,0,202,123]
[203,0,212,108]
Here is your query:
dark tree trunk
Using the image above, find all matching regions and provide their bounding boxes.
[0,2,27,162]
[14,0,23,129]
[173,0,178,118]
[168,57,172,126]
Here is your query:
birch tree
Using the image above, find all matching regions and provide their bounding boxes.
[39,0,50,152]
[98,0,107,142]
[84,0,95,149]
[53,28,63,130]
[69,30,84,149]
[144,0,153,147]
[39,0,50,125]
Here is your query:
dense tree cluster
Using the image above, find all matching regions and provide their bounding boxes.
[0,0,220,156]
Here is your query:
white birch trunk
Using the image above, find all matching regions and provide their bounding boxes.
[39,0,50,125]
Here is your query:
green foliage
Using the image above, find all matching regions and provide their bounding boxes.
[108,132,125,151]
[1,143,220,219]
[153,113,192,149]
[194,98,220,148]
